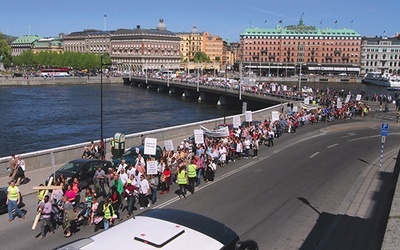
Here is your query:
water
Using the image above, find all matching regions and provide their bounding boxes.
[0,83,238,158]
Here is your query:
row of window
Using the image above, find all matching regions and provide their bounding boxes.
[244,40,360,46]
[242,36,361,40]
[244,46,359,52]
[364,61,400,67]
[243,57,357,64]
[365,54,400,60]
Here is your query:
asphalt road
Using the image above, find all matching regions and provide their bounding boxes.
[1,117,399,250]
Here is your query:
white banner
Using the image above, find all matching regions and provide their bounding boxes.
[233,115,241,128]
[144,138,157,155]
[356,94,362,101]
[272,111,279,122]
[345,94,351,103]
[293,106,298,113]
[245,111,253,122]
[337,98,342,109]
[303,97,310,105]
[164,140,174,151]
[146,161,158,175]
[194,129,204,144]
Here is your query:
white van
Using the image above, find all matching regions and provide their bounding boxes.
[55,209,258,250]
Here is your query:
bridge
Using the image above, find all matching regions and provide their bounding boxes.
[122,76,304,109]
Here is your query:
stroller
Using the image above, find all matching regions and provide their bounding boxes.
[93,200,105,232]
[51,200,64,229]
[75,201,89,227]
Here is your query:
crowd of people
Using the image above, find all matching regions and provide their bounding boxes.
[5,79,400,241]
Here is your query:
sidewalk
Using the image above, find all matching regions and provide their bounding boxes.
[0,165,56,196]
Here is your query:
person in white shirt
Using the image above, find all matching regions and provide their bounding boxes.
[119,168,129,186]
[138,175,150,209]
[117,159,127,174]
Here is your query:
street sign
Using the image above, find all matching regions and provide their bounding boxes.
[381,123,389,136]
[381,136,386,143]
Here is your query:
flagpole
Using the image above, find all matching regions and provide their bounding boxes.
[104,14,107,31]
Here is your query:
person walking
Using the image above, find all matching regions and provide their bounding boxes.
[187,159,197,194]
[6,180,25,221]
[149,174,158,205]
[177,165,188,198]
[38,195,55,239]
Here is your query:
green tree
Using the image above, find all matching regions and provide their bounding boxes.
[193,52,210,63]
[0,33,12,67]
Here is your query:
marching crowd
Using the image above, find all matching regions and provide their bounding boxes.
[5,82,399,240]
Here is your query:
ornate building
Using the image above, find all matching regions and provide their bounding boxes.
[63,30,111,54]
[32,37,63,54]
[361,34,400,75]
[111,19,181,72]
[11,35,42,56]
[240,17,362,76]
[177,26,225,71]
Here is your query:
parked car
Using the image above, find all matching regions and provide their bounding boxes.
[0,187,24,215]
[46,159,112,188]
[113,144,163,167]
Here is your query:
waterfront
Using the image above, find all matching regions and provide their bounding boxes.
[0,83,238,158]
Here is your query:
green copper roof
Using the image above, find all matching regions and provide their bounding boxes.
[241,26,360,37]
[241,18,360,37]
[12,35,43,44]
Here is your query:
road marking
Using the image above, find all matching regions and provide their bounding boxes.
[327,143,338,148]
[342,132,356,138]
[309,152,320,158]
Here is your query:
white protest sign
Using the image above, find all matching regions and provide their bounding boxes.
[144,138,157,155]
[245,111,253,122]
[164,140,174,151]
[356,94,362,101]
[283,85,287,91]
[271,85,276,92]
[303,97,310,105]
[272,111,279,122]
[146,161,158,175]
[337,98,342,109]
[293,106,298,113]
[233,115,241,128]
[345,94,351,103]
[194,129,204,144]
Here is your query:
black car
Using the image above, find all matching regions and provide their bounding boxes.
[113,145,163,167]
[47,159,112,188]
[0,187,24,215]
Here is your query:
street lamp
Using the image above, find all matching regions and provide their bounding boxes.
[100,54,104,158]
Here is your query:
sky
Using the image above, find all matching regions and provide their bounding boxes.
[1,0,399,41]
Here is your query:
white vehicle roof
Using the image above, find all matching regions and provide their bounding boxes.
[55,209,242,250]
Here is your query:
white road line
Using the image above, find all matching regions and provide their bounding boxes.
[309,152,320,158]
[327,143,338,148]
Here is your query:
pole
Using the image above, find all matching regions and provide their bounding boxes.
[239,61,242,100]
[145,60,148,84]
[298,63,302,90]
[100,55,104,152]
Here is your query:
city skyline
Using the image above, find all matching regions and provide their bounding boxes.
[1,0,399,41]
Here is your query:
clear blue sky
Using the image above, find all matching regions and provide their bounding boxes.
[1,0,399,41]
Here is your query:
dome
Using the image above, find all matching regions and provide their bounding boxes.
[157,19,167,31]
[191,25,199,34]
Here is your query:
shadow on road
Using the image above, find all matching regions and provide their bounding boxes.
[299,150,400,250]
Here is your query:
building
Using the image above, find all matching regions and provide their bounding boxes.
[239,17,362,76]
[32,37,63,54]
[63,30,111,54]
[10,35,42,56]
[110,19,181,73]
[177,26,225,72]
[360,34,400,75]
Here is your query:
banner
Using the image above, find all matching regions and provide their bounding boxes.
[356,94,362,101]
[164,140,174,151]
[233,115,241,128]
[245,111,253,122]
[337,98,342,109]
[146,161,158,175]
[144,138,157,155]
[345,94,351,103]
[272,111,279,122]
[194,129,204,144]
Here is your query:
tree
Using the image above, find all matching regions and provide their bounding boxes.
[193,52,210,63]
[0,33,12,67]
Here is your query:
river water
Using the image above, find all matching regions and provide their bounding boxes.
[0,83,238,158]
[0,81,398,158]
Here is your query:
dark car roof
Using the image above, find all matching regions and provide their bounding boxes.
[68,159,109,164]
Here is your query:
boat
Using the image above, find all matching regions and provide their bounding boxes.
[362,71,400,88]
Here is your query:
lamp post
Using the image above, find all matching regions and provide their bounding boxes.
[100,54,104,156]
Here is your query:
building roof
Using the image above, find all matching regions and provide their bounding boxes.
[241,18,360,38]
[11,35,42,44]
